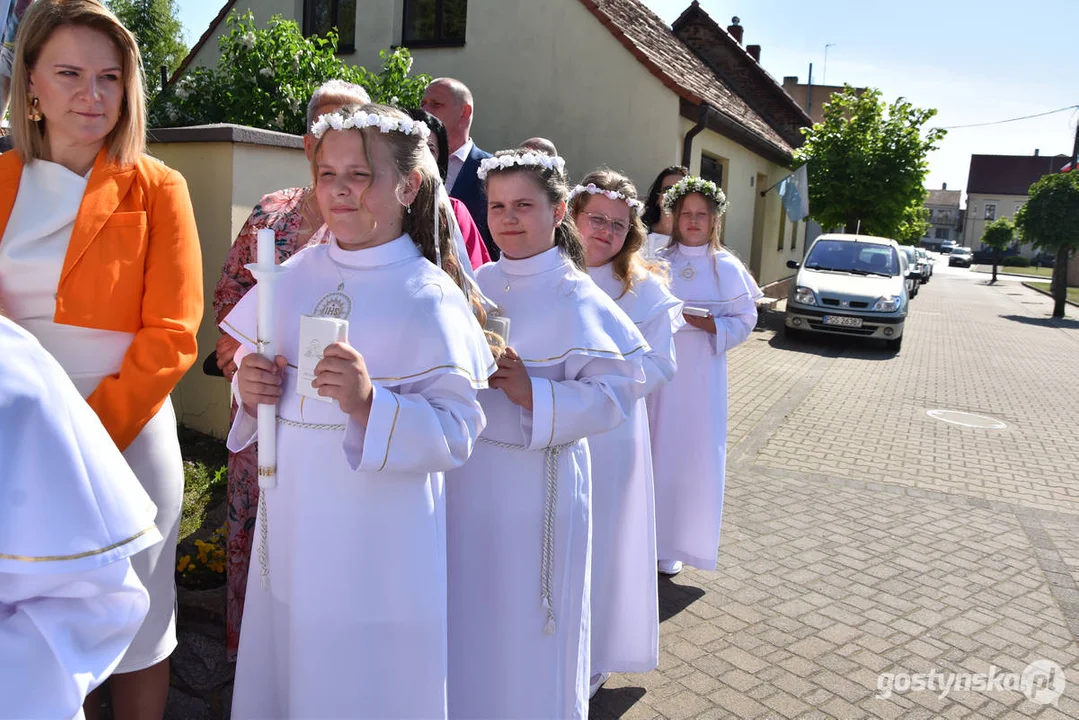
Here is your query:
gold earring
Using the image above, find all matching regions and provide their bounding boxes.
[27,95,43,122]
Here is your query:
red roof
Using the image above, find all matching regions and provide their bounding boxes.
[966,154,1071,195]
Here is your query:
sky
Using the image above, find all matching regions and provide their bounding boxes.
[176,0,1079,198]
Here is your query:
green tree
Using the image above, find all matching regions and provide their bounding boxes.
[106,0,187,98]
[794,86,946,238]
[980,217,1015,284]
[1014,170,1079,318]
[150,12,429,135]
[894,198,931,245]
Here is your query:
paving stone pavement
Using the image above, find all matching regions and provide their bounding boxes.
[590,264,1079,719]
[157,263,1079,719]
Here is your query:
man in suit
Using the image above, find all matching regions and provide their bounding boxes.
[421,77,497,258]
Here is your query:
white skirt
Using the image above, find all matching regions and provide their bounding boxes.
[111,398,183,672]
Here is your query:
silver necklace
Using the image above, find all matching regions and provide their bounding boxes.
[312,258,352,319]
[680,260,696,280]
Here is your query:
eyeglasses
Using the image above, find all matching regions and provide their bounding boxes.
[581,211,630,236]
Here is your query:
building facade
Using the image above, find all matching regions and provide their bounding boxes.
[176,0,812,291]
[963,152,1070,255]
[921,184,961,249]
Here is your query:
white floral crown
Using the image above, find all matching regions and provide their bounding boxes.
[568,183,645,216]
[310,109,431,141]
[477,151,566,180]
[662,176,728,215]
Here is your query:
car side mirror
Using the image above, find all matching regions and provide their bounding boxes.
[786,260,800,269]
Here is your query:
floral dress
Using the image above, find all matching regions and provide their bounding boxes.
[213,186,327,660]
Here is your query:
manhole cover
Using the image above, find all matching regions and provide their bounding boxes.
[926,409,1007,429]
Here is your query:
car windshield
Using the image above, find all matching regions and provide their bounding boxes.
[953,248,971,255]
[804,240,900,276]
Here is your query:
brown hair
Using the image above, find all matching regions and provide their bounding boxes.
[642,165,689,230]
[12,0,146,165]
[568,169,669,297]
[310,104,495,347]
[669,192,724,253]
[482,147,587,271]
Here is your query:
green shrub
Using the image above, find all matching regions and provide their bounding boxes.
[149,11,430,135]
[1002,256,1031,267]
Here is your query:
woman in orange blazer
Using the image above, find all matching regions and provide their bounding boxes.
[0,2,201,718]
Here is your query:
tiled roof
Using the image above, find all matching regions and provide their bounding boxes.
[926,189,961,207]
[578,0,794,160]
[966,154,1070,196]
[671,2,809,148]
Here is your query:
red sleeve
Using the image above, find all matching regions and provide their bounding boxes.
[452,198,490,269]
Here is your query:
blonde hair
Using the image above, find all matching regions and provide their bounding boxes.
[569,169,669,297]
[669,192,724,253]
[11,0,146,166]
[310,104,498,351]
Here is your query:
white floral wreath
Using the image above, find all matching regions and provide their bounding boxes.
[662,176,728,215]
[477,152,566,180]
[568,183,645,216]
[310,109,431,141]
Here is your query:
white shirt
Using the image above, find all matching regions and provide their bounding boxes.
[446,138,475,192]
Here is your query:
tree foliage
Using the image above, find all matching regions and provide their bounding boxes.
[980,217,1015,251]
[1014,171,1079,253]
[894,198,931,245]
[106,0,187,97]
[794,86,946,239]
[149,12,430,135]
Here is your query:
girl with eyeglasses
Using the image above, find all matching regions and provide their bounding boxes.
[647,177,761,577]
[568,169,683,696]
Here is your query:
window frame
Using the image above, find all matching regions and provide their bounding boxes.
[984,202,997,221]
[303,0,356,54]
[401,0,468,48]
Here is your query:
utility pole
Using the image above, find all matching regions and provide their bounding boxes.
[806,63,813,116]
[823,43,836,86]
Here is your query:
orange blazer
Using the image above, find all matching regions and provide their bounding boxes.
[0,148,203,451]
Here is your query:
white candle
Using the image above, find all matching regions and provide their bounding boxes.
[256,228,275,267]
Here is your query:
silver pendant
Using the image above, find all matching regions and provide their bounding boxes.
[313,288,352,319]
[504,281,511,292]
[680,263,696,280]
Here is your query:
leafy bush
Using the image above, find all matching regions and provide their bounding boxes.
[149,11,430,135]
[1002,256,1031,267]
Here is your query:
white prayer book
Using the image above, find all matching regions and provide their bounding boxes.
[297,314,349,402]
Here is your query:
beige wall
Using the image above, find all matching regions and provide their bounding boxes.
[688,121,803,288]
[964,192,1032,254]
[150,139,310,438]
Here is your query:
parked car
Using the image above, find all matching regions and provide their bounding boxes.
[940,241,957,254]
[900,246,926,291]
[1032,251,1056,268]
[916,248,934,282]
[784,233,909,351]
[949,246,974,267]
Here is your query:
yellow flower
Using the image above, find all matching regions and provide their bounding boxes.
[177,555,191,573]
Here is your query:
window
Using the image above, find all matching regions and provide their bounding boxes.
[790,220,798,251]
[700,154,724,187]
[304,0,356,53]
[935,227,950,240]
[1014,202,1025,215]
[403,0,467,46]
[776,204,786,250]
[984,203,996,221]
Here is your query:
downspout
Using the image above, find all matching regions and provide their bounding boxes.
[681,103,710,168]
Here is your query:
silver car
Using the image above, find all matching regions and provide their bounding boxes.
[785,233,910,351]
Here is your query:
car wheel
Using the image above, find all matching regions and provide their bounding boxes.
[885,335,903,352]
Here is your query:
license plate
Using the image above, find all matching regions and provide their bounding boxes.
[823,315,863,328]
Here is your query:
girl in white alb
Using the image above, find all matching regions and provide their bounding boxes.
[224,105,494,720]
[446,151,648,720]
[568,170,683,696]
[648,176,762,575]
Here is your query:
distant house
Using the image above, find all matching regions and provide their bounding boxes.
[921,183,961,249]
[173,0,812,291]
[963,152,1070,255]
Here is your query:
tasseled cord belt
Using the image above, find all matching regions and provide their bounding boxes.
[256,416,348,590]
[477,436,572,635]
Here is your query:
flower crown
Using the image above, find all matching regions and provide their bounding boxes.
[662,176,728,215]
[568,183,645,216]
[310,109,431,141]
[477,151,566,180]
